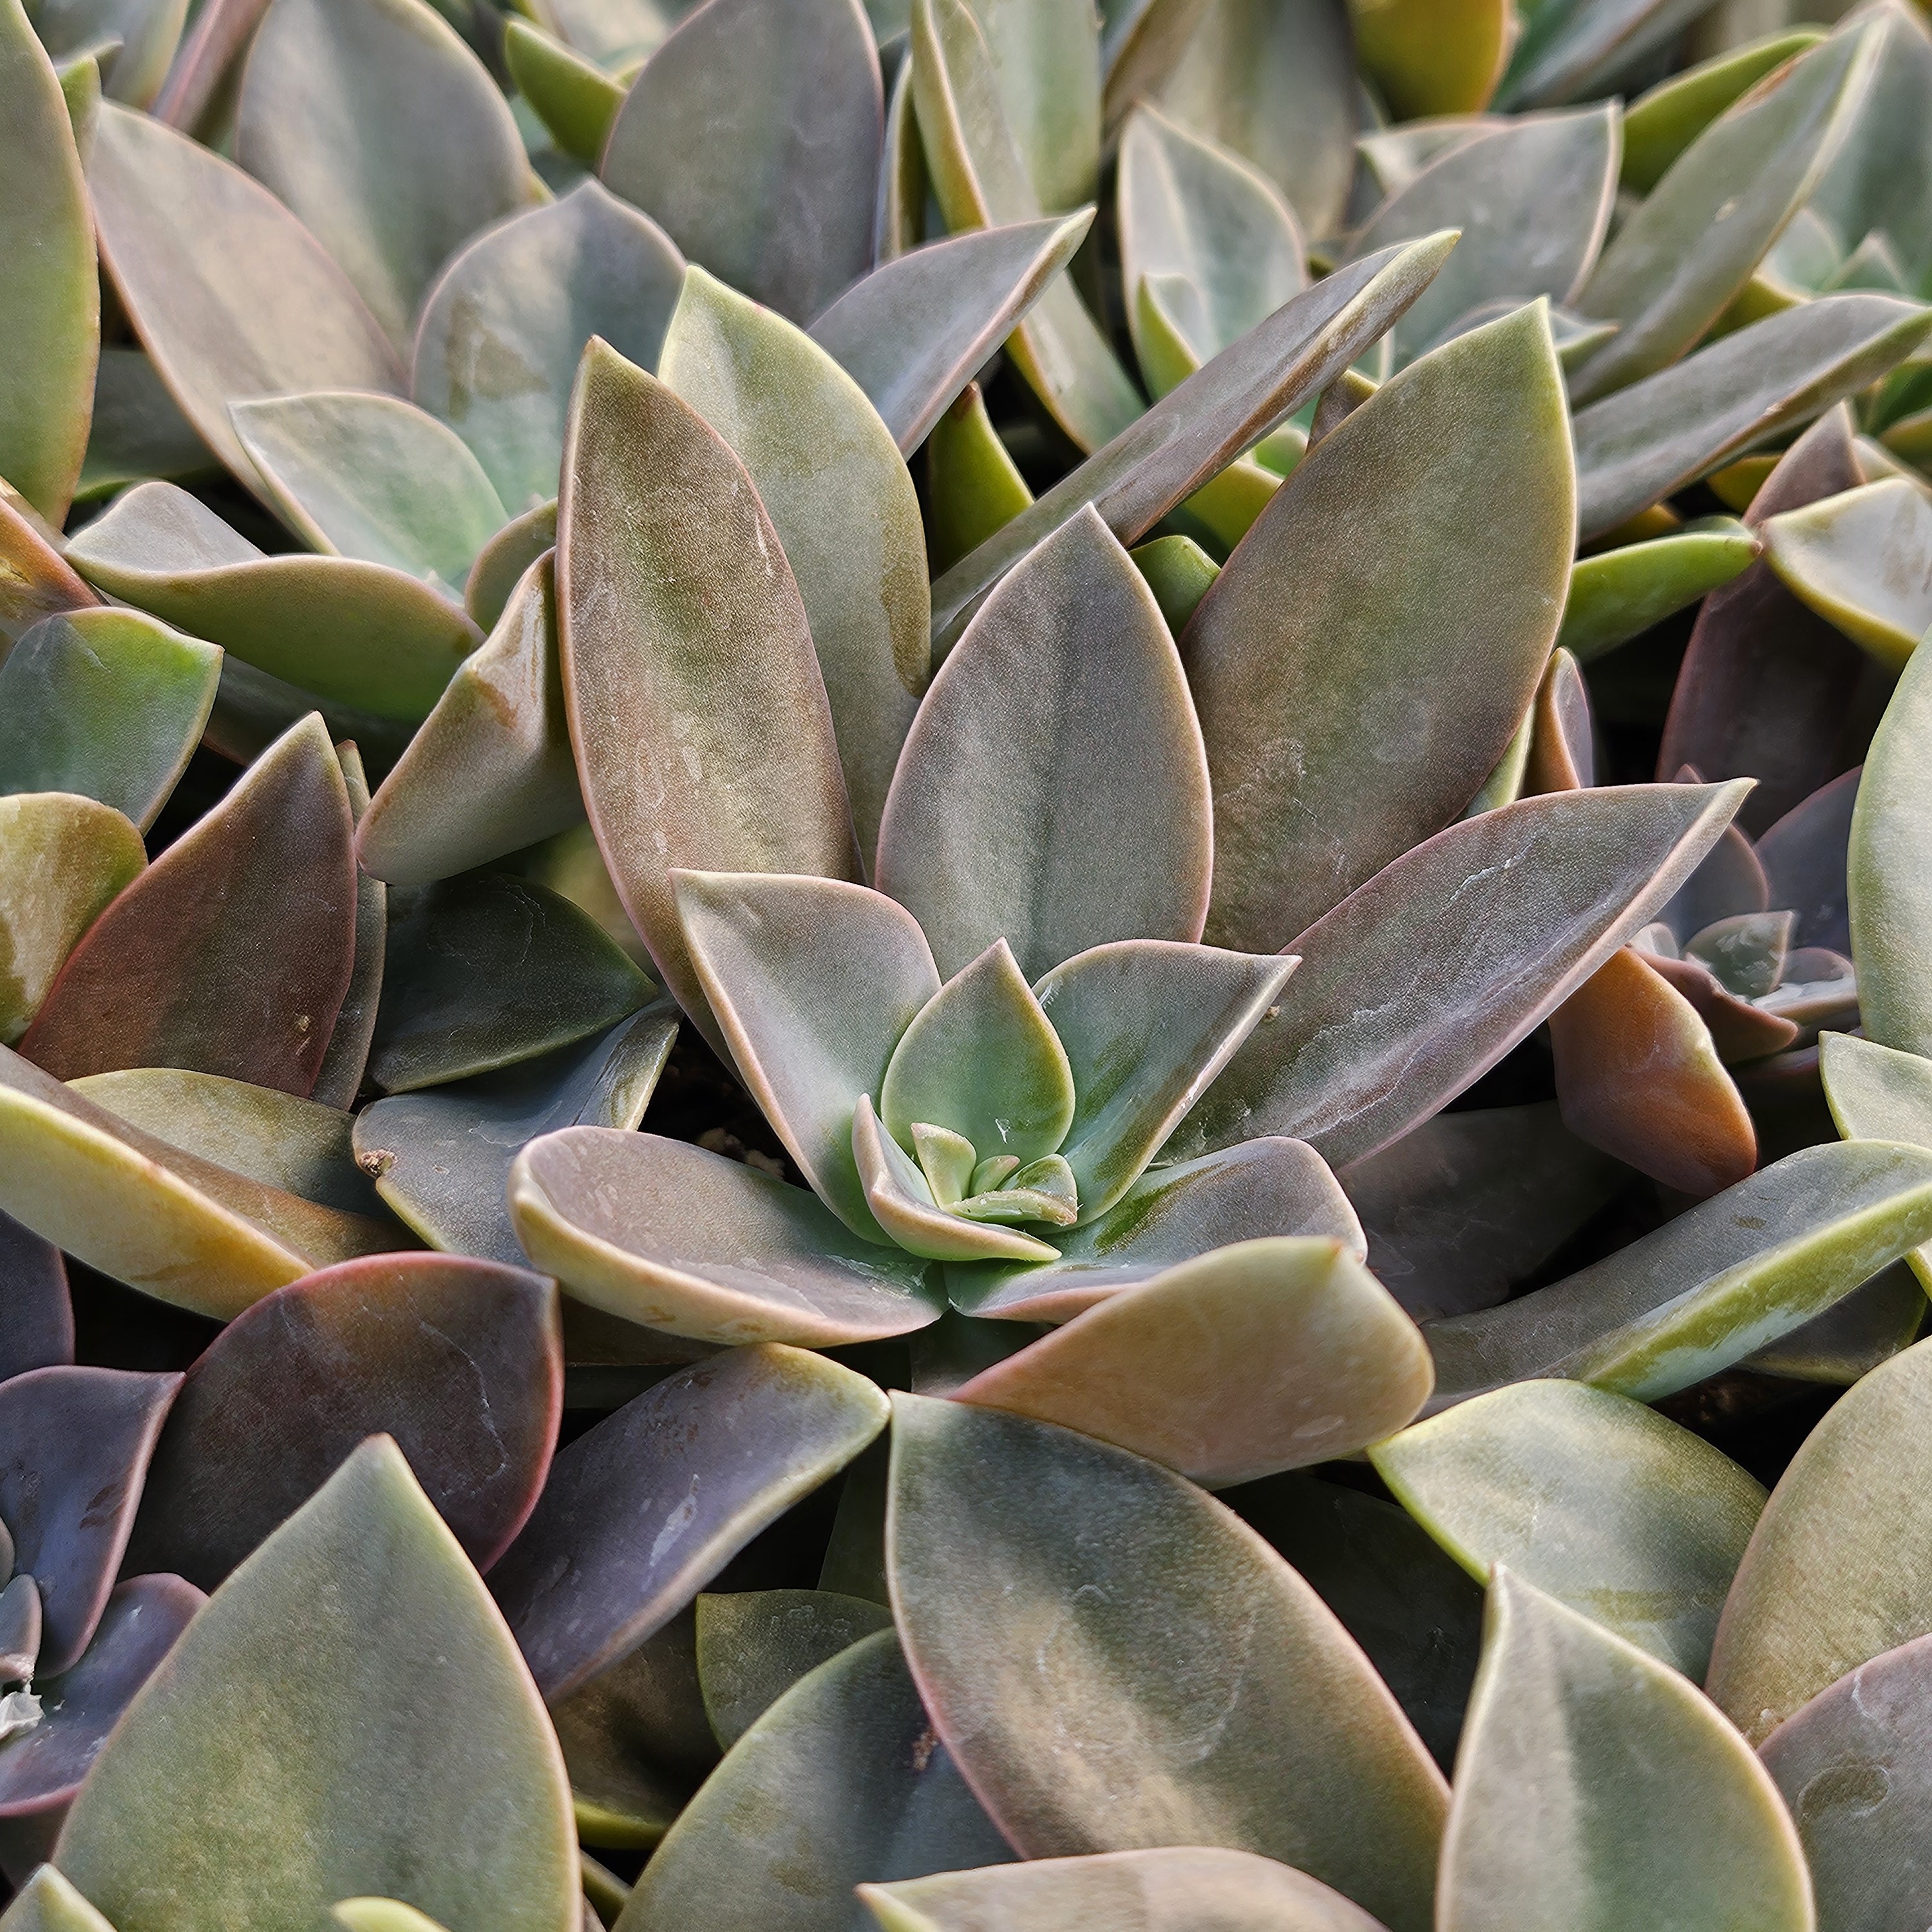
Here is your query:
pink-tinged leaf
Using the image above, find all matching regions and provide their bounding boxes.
[491,1345,887,1700]
[1522,649,1595,795]
[1642,951,1800,1063]
[21,713,356,1097]
[0,1210,71,1381]
[0,1366,179,1673]
[0,491,96,650]
[1756,765,1859,954]
[1169,781,1751,1170]
[124,1254,562,1589]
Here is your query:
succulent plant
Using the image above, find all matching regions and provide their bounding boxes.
[12,0,1932,1924]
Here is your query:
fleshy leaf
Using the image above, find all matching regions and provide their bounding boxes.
[954,1235,1431,1487]
[0,1365,178,1673]
[21,712,355,1097]
[0,609,220,833]
[412,182,685,519]
[0,1209,72,1381]
[368,871,654,1094]
[0,1868,118,1932]
[1352,0,1509,118]
[1426,1140,1932,1408]
[1170,781,1751,1169]
[1345,108,1617,368]
[808,213,1092,455]
[1757,766,1858,953]
[1371,1380,1764,1679]
[879,939,1075,1167]
[620,1629,1014,1929]
[125,1253,560,1588]
[926,383,1031,574]
[1851,630,1932,1056]
[675,871,940,1240]
[1035,939,1295,1222]
[508,1129,943,1345]
[659,267,928,862]
[0,793,144,1046]
[556,340,857,1041]
[1710,1332,1932,1743]
[230,392,507,589]
[1130,534,1218,634]
[0,0,96,526]
[1188,303,1574,952]
[503,20,624,167]
[64,483,484,721]
[1821,1031,1932,1287]
[233,0,531,352]
[887,1394,1447,1932]
[490,1345,887,1700]
[354,1002,676,1265]
[878,506,1211,980]
[1438,1570,1810,1931]
[0,494,95,650]
[1761,475,1932,670]
[927,232,1456,653]
[1557,519,1760,663]
[694,1587,894,1750]
[1619,30,1824,193]
[1573,292,1932,538]
[53,1437,578,1932]
[600,0,880,324]
[85,102,403,491]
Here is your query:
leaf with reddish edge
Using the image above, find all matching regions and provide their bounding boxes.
[490,1344,887,1701]
[508,1130,942,1346]
[311,741,384,1113]
[0,1210,71,1381]
[1642,951,1799,1063]
[1523,649,1594,795]
[1660,408,1888,835]
[1167,781,1751,1171]
[21,713,356,1098]
[124,1254,561,1591]
[1756,765,1859,953]
[0,1575,204,1883]
[0,1365,179,1674]
[0,492,95,651]
[556,341,857,1049]
[877,506,1212,983]
[886,1394,1447,1932]
[953,1236,1432,1486]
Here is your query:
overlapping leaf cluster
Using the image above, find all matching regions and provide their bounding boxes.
[5,0,1932,1923]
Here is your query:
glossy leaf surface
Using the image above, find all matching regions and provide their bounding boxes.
[1557,520,1761,663]
[1763,475,1932,672]
[694,1587,893,1749]
[0,497,94,651]
[1851,631,1932,1055]
[1352,0,1507,118]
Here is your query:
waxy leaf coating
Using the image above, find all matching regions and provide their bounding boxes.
[694,1587,895,1749]
[0,1211,71,1383]
[1762,475,1932,670]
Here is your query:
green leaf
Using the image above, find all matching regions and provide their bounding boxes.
[556,339,857,1044]
[600,0,880,323]
[412,181,685,518]
[231,392,507,589]
[911,0,1142,451]
[955,1235,1431,1486]
[1620,30,1824,194]
[1371,1380,1765,1678]
[0,494,93,656]
[331,1904,449,1932]
[1557,518,1760,661]
[1438,1570,1811,1930]
[620,1630,1016,1931]
[1851,632,1932,1055]
[1759,1633,1932,1929]
[508,1128,943,1345]
[1345,108,1618,368]
[925,382,1032,574]
[0,609,218,832]
[927,232,1456,653]
[1171,782,1752,1166]
[504,19,625,166]
[1129,533,1218,634]
[1573,292,1932,538]
[886,1394,1447,1932]
[810,213,1093,455]
[675,871,940,1241]
[1822,1030,1932,1286]
[1761,476,1932,670]
[877,506,1211,980]
[1350,0,1508,119]
[1117,103,1305,393]
[86,102,403,492]
[879,938,1075,1167]
[1425,1140,1932,1408]
[0,0,96,526]
[969,0,1101,214]
[75,348,216,498]
[64,482,483,722]
[354,1002,676,1265]
[1156,0,1356,238]
[53,1437,578,1932]
[1709,1333,1932,1743]
[1188,302,1573,953]
[0,1869,117,1932]
[234,0,533,352]
[465,500,556,627]
[694,1587,894,1749]
[860,1849,1397,1932]
[659,267,928,864]
[34,0,185,108]
[357,554,583,887]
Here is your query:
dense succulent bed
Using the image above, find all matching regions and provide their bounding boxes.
[3,0,1932,1924]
